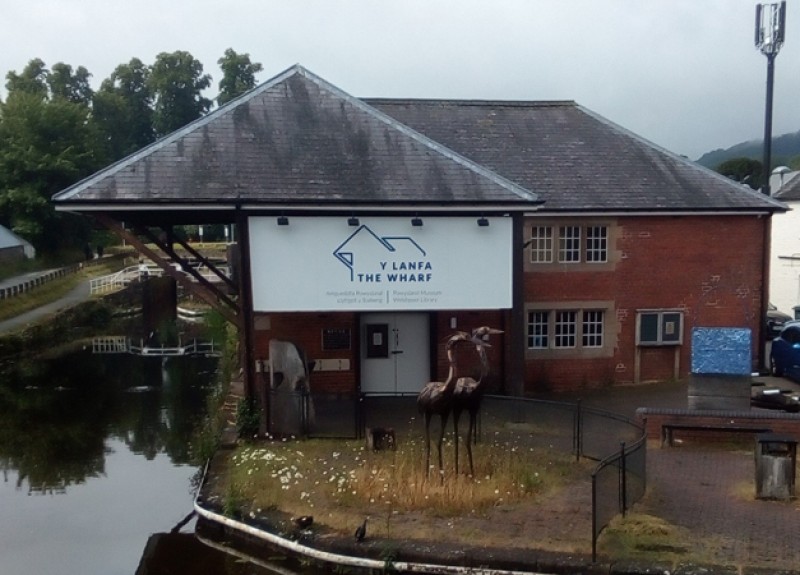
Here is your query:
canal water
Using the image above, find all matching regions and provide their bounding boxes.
[0,347,286,575]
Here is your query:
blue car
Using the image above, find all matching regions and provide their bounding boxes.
[766,303,793,340]
[770,320,800,380]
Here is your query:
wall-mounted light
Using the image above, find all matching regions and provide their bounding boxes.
[411,216,423,227]
[348,216,360,226]
[277,215,289,226]
[477,216,490,227]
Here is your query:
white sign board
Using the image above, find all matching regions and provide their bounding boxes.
[249,216,512,312]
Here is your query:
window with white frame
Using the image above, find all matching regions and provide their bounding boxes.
[526,310,549,348]
[528,226,553,263]
[527,308,607,350]
[528,224,609,264]
[554,310,577,347]
[558,226,581,263]
[582,310,604,347]
[586,226,608,263]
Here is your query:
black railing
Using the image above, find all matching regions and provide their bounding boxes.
[590,435,647,561]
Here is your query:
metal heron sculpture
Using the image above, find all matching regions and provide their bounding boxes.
[452,326,503,476]
[416,332,470,477]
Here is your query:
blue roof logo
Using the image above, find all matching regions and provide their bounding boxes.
[332,225,432,284]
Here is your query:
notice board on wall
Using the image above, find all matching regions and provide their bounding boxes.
[322,328,351,351]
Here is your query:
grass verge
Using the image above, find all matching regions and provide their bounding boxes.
[598,513,723,566]
[213,433,590,549]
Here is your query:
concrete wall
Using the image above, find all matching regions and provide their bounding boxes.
[769,189,800,318]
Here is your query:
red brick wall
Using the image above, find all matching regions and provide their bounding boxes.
[253,310,507,396]
[524,215,767,393]
[248,214,769,397]
[253,312,358,395]
[637,409,800,443]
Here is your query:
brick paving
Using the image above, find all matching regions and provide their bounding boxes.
[641,446,800,571]
[553,379,800,571]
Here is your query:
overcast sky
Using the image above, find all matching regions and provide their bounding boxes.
[1,0,798,161]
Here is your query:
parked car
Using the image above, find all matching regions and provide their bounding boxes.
[769,320,800,380]
[766,303,793,340]
[751,383,800,412]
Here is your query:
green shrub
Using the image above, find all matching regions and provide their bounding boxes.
[236,397,261,439]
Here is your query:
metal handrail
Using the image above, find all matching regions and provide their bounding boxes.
[89,264,231,295]
[91,336,219,357]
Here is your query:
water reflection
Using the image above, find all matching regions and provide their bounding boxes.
[137,532,299,575]
[0,348,225,574]
[0,349,215,494]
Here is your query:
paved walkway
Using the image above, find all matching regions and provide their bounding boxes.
[0,273,90,335]
[644,447,799,570]
[545,380,800,571]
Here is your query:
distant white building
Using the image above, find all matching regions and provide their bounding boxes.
[0,224,35,263]
[770,169,800,318]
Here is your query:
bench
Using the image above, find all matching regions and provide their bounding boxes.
[661,423,773,447]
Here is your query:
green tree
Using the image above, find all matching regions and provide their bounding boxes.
[5,59,93,105]
[714,157,763,190]
[48,63,93,105]
[148,50,212,136]
[93,58,155,160]
[0,59,100,253]
[4,58,48,99]
[216,48,262,106]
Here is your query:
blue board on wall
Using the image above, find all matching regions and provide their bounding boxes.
[691,327,752,375]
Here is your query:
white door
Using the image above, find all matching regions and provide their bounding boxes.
[360,313,430,394]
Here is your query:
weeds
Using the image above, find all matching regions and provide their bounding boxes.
[190,381,228,465]
[598,513,717,566]
[236,397,261,439]
[225,431,581,541]
[189,308,238,464]
[224,481,246,518]
[380,544,398,572]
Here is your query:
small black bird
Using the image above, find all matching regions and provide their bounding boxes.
[292,515,314,529]
[354,518,368,542]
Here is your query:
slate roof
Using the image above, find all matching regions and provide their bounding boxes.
[0,224,27,249]
[53,64,785,219]
[366,99,786,213]
[52,65,538,215]
[773,172,800,201]
[0,224,34,257]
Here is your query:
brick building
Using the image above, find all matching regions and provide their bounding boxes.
[53,65,785,421]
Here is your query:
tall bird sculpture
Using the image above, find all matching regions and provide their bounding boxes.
[416,332,470,476]
[452,326,503,476]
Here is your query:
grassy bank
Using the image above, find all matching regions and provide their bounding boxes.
[0,259,124,323]
[204,430,594,555]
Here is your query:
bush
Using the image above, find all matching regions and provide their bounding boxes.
[236,397,261,439]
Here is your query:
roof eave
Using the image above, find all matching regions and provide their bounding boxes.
[54,200,544,214]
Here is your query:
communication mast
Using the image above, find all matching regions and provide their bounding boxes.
[755,1,786,196]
